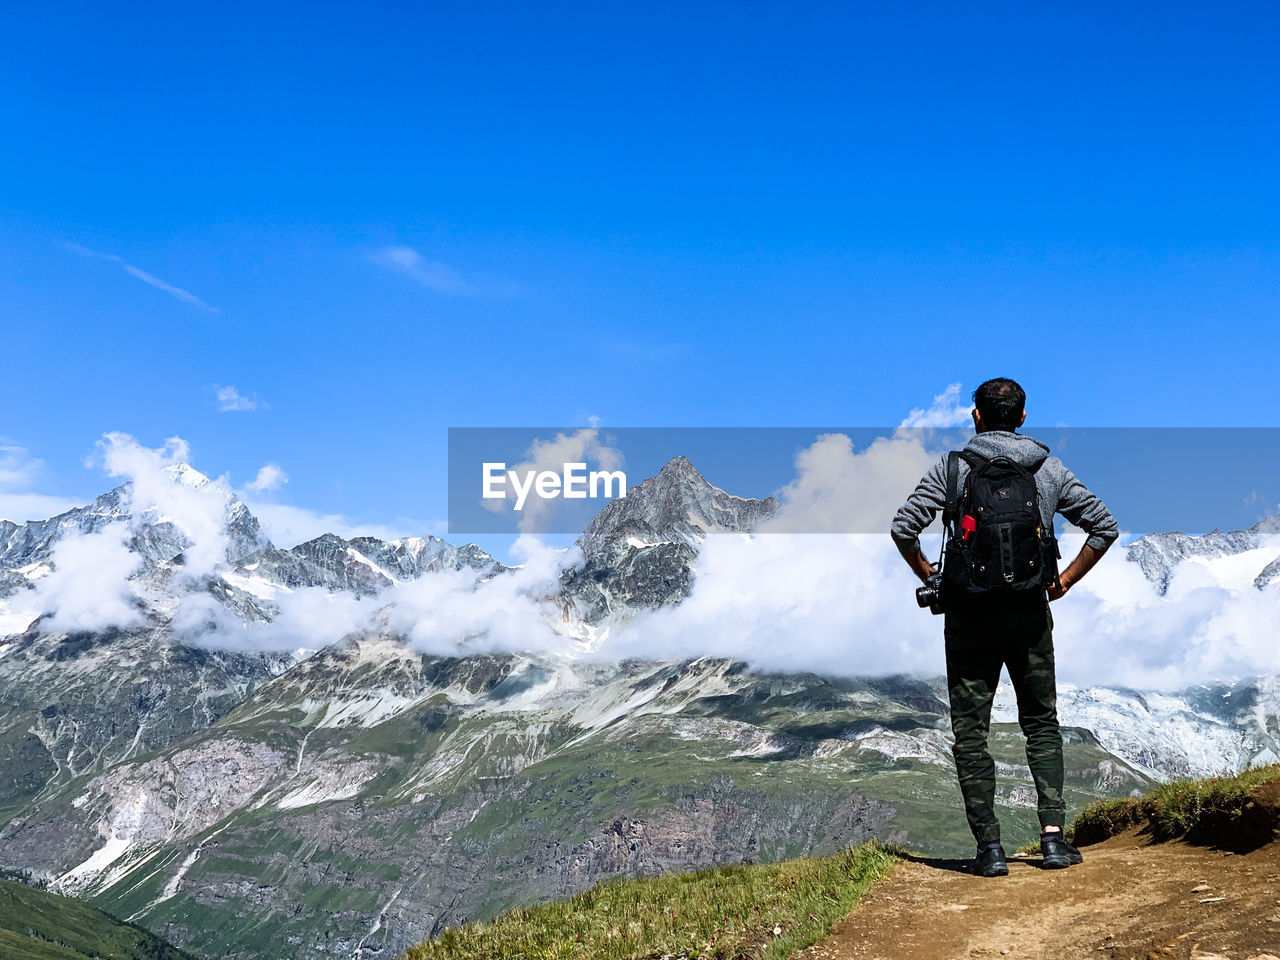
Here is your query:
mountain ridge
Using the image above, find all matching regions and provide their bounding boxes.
[1124,514,1280,594]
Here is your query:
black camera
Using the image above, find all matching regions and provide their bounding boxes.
[915,572,945,615]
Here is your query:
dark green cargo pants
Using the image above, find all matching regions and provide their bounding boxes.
[944,595,1065,844]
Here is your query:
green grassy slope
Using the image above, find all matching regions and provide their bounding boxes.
[1071,763,1280,850]
[0,877,194,960]
[403,840,901,960]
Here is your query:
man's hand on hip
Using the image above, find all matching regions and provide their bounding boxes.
[1048,543,1106,601]
[904,549,937,583]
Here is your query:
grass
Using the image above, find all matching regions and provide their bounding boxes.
[1069,763,1280,847]
[403,839,902,960]
[0,877,195,960]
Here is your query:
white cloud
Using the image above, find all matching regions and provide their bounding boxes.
[597,426,953,674]
[65,242,218,312]
[369,246,518,298]
[0,443,43,488]
[616,532,941,676]
[215,385,265,412]
[899,383,972,429]
[93,432,233,578]
[33,529,144,633]
[173,535,574,655]
[171,584,370,653]
[245,463,288,493]
[183,419,963,667]
[370,246,474,295]
[241,500,408,547]
[7,385,1279,692]
[1045,534,1280,689]
[761,431,938,534]
[0,443,82,522]
[606,423,1280,690]
[0,492,84,524]
[383,536,576,656]
[44,419,1279,690]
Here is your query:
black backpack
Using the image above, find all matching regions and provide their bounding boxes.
[941,451,1060,597]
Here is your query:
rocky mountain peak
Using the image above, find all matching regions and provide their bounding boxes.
[655,454,701,481]
[561,458,777,626]
[578,456,777,553]
[0,465,270,586]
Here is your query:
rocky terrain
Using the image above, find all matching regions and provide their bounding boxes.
[0,456,1276,959]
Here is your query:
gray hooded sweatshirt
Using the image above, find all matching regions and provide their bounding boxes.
[890,430,1119,558]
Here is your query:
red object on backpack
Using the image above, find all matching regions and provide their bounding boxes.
[961,514,977,541]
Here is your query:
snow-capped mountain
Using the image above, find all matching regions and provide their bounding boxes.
[0,463,508,872]
[0,463,503,629]
[228,533,504,599]
[994,676,1280,781]
[0,464,269,587]
[1125,515,1280,594]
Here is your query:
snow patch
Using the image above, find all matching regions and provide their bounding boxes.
[222,570,293,600]
[275,775,370,810]
[345,545,401,585]
[57,789,151,893]
[308,692,418,729]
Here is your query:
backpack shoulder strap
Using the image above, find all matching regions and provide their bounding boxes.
[944,451,961,524]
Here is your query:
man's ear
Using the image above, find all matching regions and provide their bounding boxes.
[1019,410,1027,427]
[972,408,983,431]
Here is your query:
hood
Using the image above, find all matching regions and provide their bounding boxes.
[962,430,1050,469]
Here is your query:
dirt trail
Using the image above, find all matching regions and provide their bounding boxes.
[801,832,1280,960]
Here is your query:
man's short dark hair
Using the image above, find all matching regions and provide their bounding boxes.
[973,378,1026,431]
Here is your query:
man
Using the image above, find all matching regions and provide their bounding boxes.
[891,378,1118,876]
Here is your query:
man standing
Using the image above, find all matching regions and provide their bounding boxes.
[891,378,1118,876]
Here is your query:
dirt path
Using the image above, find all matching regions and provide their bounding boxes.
[801,832,1280,960]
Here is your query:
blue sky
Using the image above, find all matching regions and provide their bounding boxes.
[2,2,1278,554]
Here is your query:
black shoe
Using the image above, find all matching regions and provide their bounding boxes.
[1040,832,1083,869]
[973,843,1009,877]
